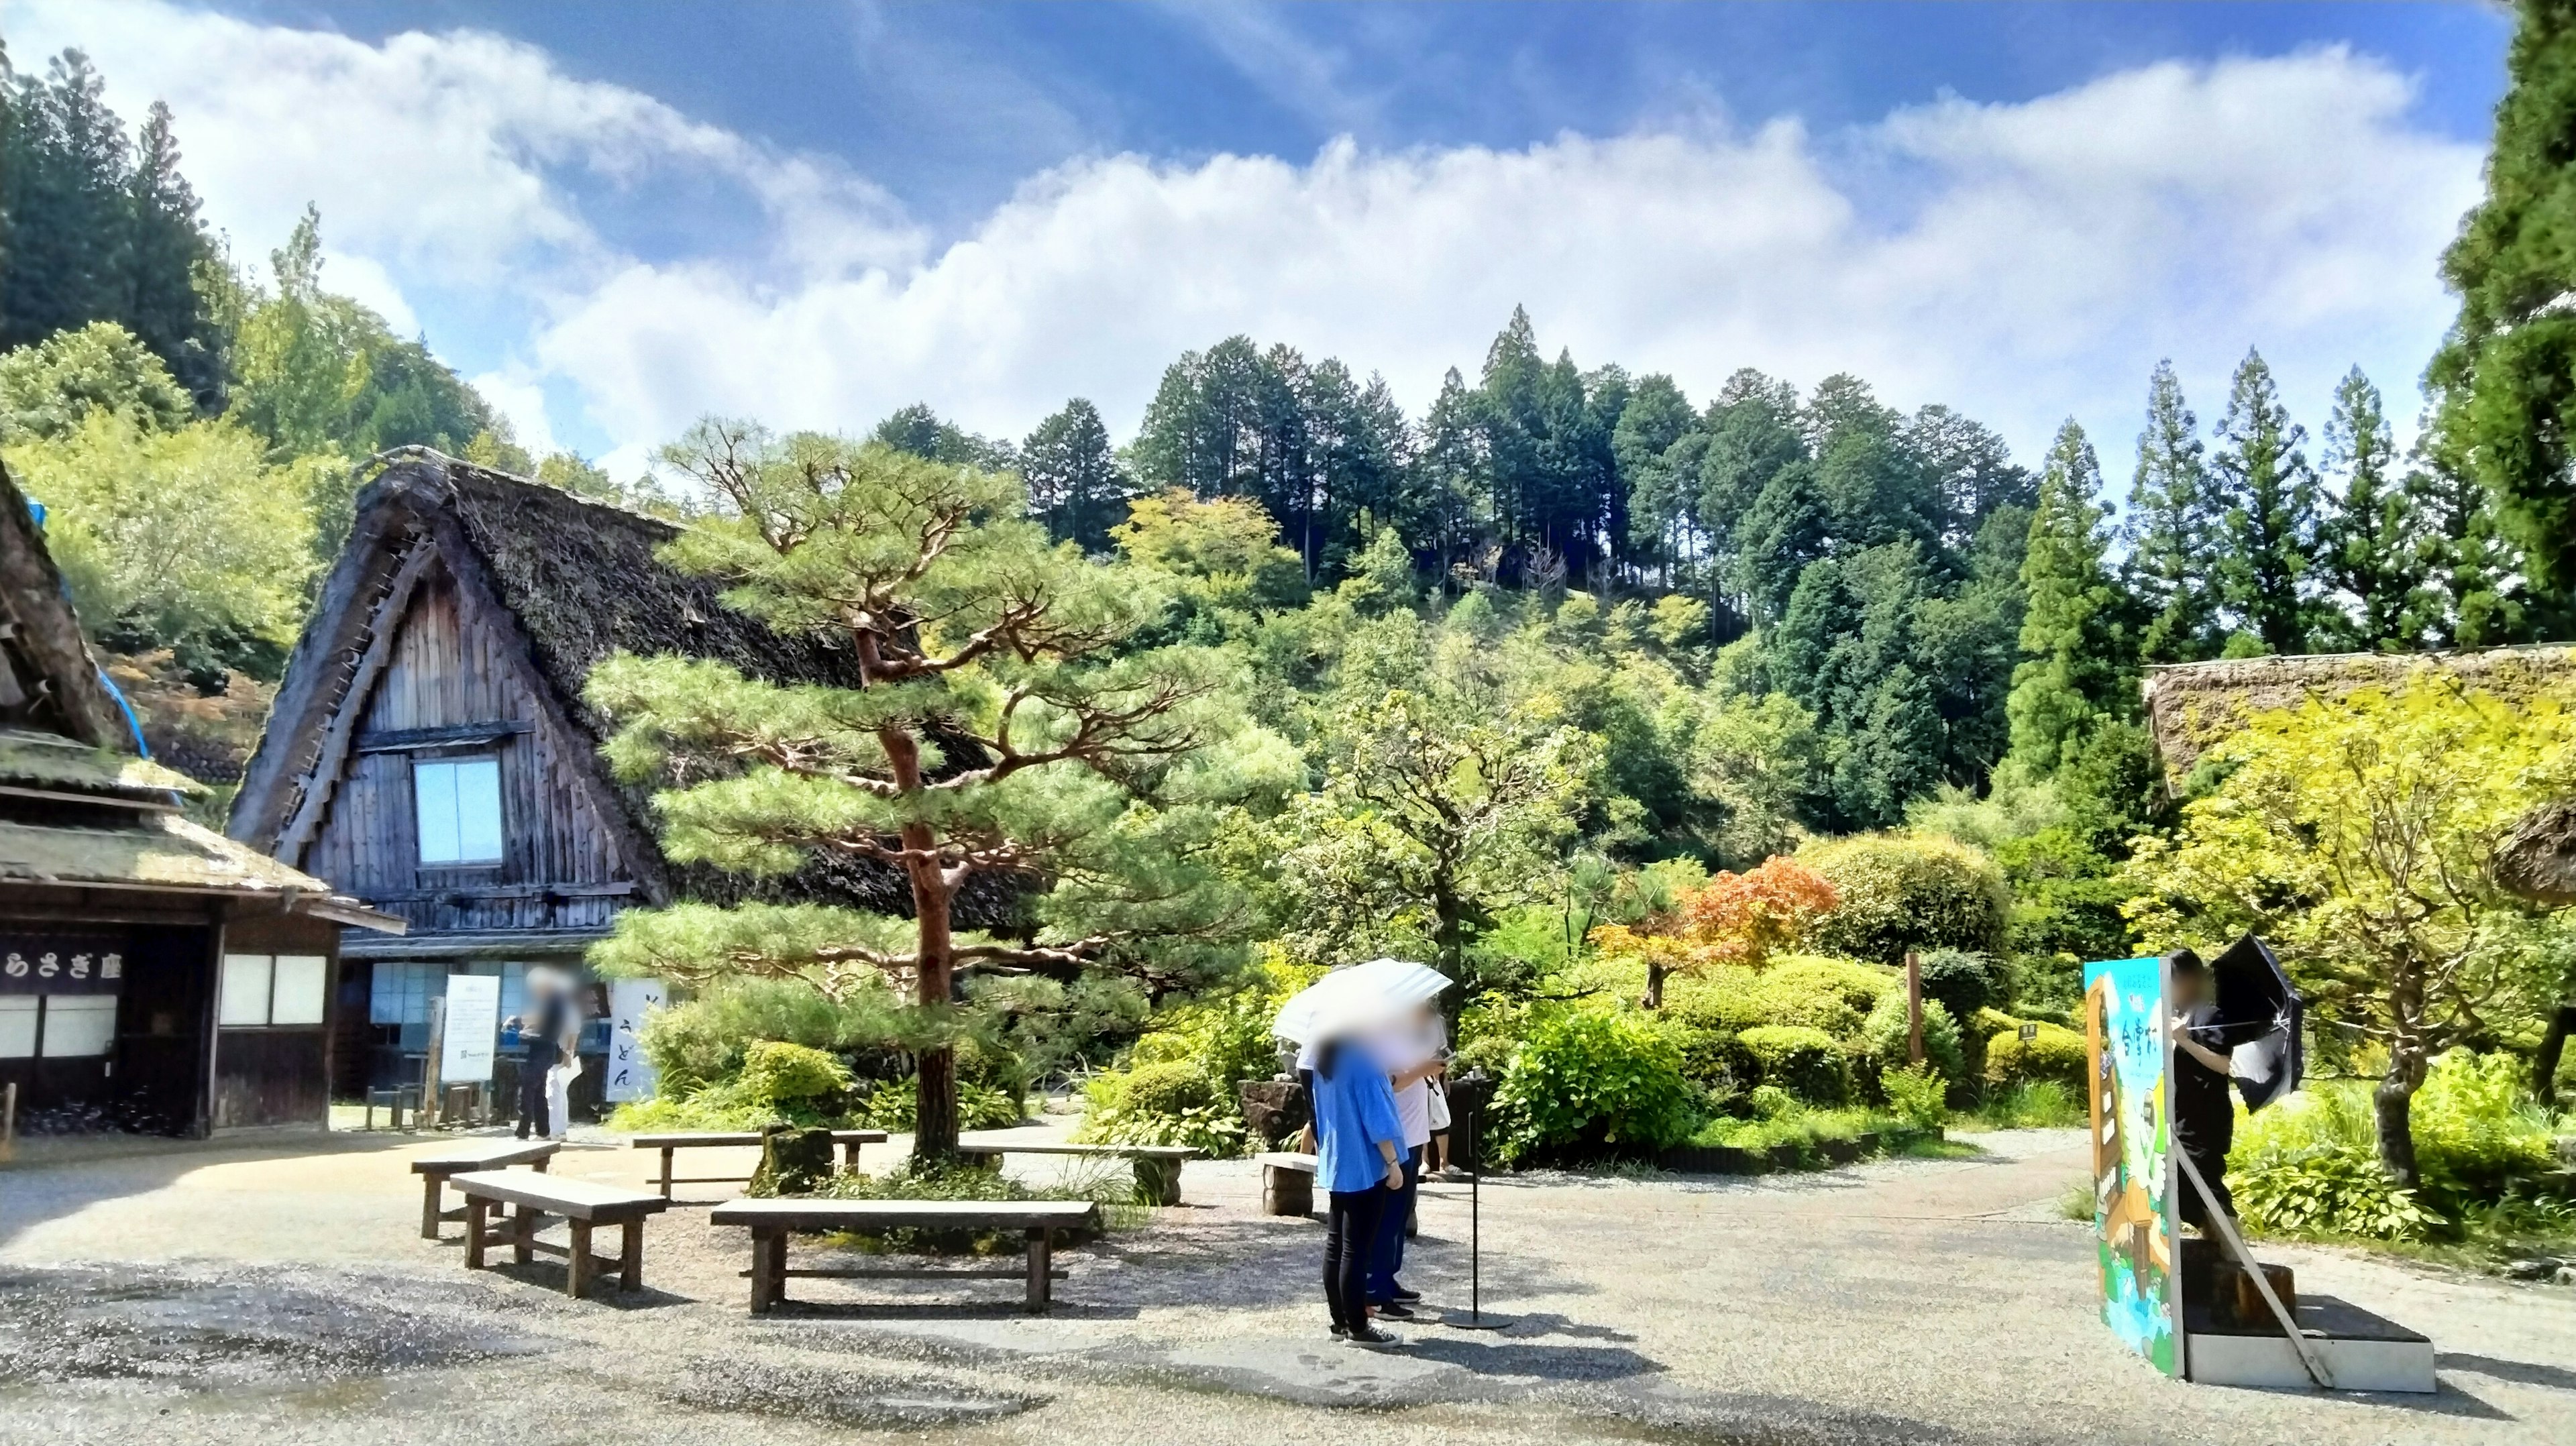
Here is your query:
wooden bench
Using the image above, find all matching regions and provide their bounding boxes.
[451,1170,669,1298]
[409,1139,559,1239]
[1254,1150,1317,1216]
[707,1198,1099,1314]
[953,1136,1199,1206]
[627,1129,888,1199]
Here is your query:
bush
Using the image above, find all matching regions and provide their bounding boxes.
[1879,1064,1947,1129]
[1983,1021,2087,1091]
[798,1160,1142,1252]
[1676,1026,1754,1094]
[1974,1080,2086,1129]
[1746,1084,1798,1120]
[1492,1005,1703,1163]
[1113,1061,1222,1117]
[1077,1098,1248,1157]
[1799,834,2009,964]
[637,977,903,1096]
[1738,1025,1849,1105]
[851,1075,1025,1132]
[2233,1141,2436,1243]
[737,1041,854,1105]
[1129,1033,1196,1067]
[2412,1050,2560,1209]
[1915,949,1998,1021]
[1859,994,1964,1084]
[1759,954,1900,1014]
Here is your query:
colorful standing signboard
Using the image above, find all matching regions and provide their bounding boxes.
[2084,954,2181,1378]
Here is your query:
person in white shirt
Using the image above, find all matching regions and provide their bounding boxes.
[1364,1008,1445,1316]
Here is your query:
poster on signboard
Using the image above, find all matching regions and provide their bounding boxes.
[441,973,501,1084]
[604,978,667,1103]
[2084,954,2181,1378]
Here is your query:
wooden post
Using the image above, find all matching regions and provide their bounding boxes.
[1026,1226,1052,1313]
[422,995,447,1128]
[619,1219,644,1292]
[420,1174,445,1239]
[513,1202,536,1265]
[464,1197,488,1269]
[1,1080,14,1162]
[567,1221,594,1297]
[1905,951,1925,1066]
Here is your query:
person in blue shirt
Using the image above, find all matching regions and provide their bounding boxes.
[1307,1033,1408,1345]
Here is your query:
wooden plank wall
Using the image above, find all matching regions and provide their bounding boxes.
[301,567,630,936]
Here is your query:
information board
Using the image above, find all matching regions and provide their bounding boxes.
[2084,954,2181,1378]
[604,978,667,1103]
[441,973,500,1084]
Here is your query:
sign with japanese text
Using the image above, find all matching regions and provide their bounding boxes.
[604,978,665,1103]
[441,973,500,1083]
[0,936,130,995]
[2084,954,2181,1378]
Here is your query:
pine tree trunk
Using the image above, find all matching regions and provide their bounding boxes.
[2377,965,2428,1188]
[910,864,959,1165]
[1642,960,1667,1011]
[2373,1070,2419,1188]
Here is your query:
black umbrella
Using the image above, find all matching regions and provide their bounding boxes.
[2206,933,2303,1112]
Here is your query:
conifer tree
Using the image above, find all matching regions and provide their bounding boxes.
[2410,429,2530,647]
[585,423,1278,1160]
[2430,0,2576,598]
[2210,349,2320,655]
[2123,361,2219,664]
[1018,398,1128,553]
[2318,368,2429,650]
[2006,421,2128,775]
[125,101,223,407]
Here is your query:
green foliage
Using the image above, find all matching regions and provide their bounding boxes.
[851,1075,1026,1132]
[1982,1020,2087,1091]
[1737,1024,1849,1105]
[736,1041,853,1105]
[1860,993,1965,1084]
[1076,1060,1248,1156]
[1113,1061,1220,1116]
[796,1160,1140,1253]
[1878,1063,1948,1129]
[2233,1118,2437,1245]
[2007,420,2131,775]
[633,976,904,1097]
[1799,833,2009,963]
[1491,1005,1703,1163]
[1972,1080,2086,1129]
[2411,1050,2562,1209]
[1913,949,1998,1022]
[2123,360,2220,665]
[2209,349,2321,655]
[5,409,317,681]
[0,321,193,439]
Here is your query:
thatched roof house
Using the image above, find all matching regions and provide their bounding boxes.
[2140,645,2576,906]
[229,450,955,1100]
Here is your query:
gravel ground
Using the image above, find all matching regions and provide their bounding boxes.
[0,1123,2569,1445]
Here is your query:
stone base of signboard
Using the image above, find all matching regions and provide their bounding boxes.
[2186,1294,2435,1393]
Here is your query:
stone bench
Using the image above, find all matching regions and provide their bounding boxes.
[626,1129,888,1199]
[409,1139,559,1239]
[706,1198,1100,1314]
[451,1170,669,1298]
[1254,1150,1317,1216]
[953,1136,1199,1206]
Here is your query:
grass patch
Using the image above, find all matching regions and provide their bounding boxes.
[2057,1178,2096,1221]
[1962,1080,2087,1131]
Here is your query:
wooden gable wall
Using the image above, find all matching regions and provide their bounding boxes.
[299,563,635,937]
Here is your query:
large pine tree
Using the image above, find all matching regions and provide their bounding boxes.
[588,425,1273,1160]
[2210,349,2320,655]
[2123,361,2220,664]
[2430,0,2576,600]
[2006,421,2129,775]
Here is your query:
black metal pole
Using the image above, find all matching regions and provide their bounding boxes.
[1447,1069,1508,1329]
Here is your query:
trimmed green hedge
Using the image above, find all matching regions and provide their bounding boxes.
[1738,1024,1849,1105]
[1799,834,2009,964]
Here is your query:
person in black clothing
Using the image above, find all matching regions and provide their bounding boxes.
[513,977,571,1140]
[2166,948,2238,1230]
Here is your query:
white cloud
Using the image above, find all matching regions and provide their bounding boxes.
[5,3,2483,492]
[466,370,556,457]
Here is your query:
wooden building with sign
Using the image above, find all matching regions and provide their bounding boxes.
[226,450,917,1112]
[0,461,400,1137]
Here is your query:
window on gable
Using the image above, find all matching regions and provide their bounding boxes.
[414,756,504,865]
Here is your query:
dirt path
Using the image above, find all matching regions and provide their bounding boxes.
[1,1127,2569,1445]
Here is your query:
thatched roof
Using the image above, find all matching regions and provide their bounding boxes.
[0,459,131,747]
[2141,645,2576,909]
[2141,645,2576,778]
[231,451,979,922]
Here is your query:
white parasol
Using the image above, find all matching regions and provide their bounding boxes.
[1271,957,1450,1044]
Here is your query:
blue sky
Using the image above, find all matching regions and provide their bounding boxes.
[6,1,2518,486]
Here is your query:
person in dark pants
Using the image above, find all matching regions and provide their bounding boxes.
[513,976,572,1141]
[1309,1034,1407,1346]
[1366,1009,1444,1316]
[2166,948,2239,1230]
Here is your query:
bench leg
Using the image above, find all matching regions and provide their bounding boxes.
[620,1219,644,1292]
[1026,1227,1052,1314]
[657,1146,676,1201]
[567,1221,594,1297]
[421,1174,446,1239]
[1134,1157,1182,1207]
[533,1156,551,1175]
[514,1203,537,1266]
[841,1139,861,1173]
[749,1229,784,1314]
[464,1197,488,1269]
